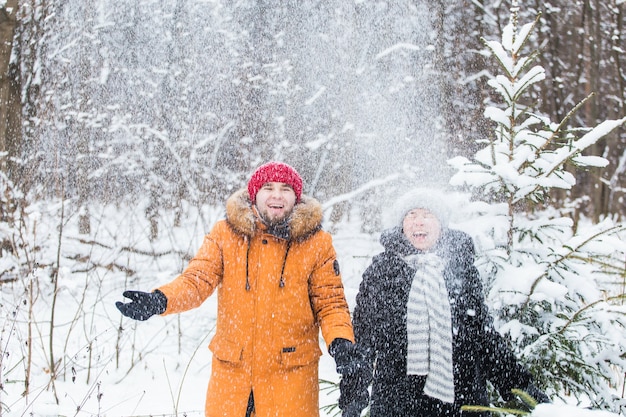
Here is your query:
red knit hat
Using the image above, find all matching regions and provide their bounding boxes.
[247,162,303,203]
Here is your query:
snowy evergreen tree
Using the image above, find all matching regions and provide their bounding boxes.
[449,4,626,411]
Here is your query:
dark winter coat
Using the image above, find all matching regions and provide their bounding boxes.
[345,227,536,417]
[158,189,354,417]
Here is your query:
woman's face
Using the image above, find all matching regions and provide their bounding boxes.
[402,208,441,251]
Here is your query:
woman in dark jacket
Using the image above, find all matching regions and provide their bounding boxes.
[339,189,547,417]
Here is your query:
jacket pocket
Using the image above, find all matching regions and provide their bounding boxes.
[209,336,244,366]
[278,341,321,369]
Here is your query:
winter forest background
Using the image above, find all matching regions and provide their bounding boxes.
[2,0,626,416]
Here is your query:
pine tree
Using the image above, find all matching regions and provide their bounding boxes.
[449,3,626,411]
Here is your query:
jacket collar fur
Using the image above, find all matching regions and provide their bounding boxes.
[225,188,323,241]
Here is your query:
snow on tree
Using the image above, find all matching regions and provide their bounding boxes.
[449,4,626,412]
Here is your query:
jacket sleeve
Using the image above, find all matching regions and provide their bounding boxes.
[338,260,380,411]
[352,261,380,369]
[449,230,536,399]
[469,264,534,398]
[308,232,355,346]
[156,223,225,315]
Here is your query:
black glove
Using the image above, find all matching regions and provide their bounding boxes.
[341,402,363,417]
[332,339,371,417]
[524,383,550,404]
[339,371,369,417]
[116,290,167,321]
[330,338,364,376]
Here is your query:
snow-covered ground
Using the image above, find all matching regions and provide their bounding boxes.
[0,202,622,417]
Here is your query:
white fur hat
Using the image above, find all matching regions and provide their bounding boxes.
[383,188,451,229]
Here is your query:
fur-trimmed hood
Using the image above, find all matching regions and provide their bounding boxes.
[225,188,323,241]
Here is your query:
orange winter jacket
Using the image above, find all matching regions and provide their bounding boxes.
[157,189,354,417]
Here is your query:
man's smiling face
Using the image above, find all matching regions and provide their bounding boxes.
[402,208,441,251]
[254,182,297,225]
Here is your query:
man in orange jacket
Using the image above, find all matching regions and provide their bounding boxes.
[117,161,358,417]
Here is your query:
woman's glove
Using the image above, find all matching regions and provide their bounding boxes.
[116,290,167,321]
[524,383,550,404]
[341,402,364,417]
[339,370,370,417]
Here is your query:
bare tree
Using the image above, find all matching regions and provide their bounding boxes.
[0,0,21,175]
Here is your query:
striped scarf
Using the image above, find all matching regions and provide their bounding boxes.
[404,252,455,404]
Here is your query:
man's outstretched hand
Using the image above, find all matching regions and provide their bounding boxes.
[116,290,167,321]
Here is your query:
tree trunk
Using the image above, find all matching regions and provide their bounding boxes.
[0,0,21,174]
